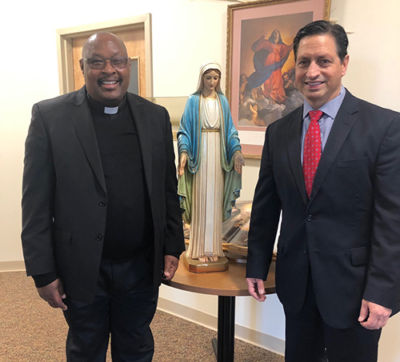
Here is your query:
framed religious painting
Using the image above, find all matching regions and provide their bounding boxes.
[226,0,331,158]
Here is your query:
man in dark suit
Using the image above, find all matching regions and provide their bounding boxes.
[246,20,400,362]
[22,32,185,361]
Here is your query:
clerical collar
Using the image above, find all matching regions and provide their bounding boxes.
[87,94,127,115]
[104,106,118,114]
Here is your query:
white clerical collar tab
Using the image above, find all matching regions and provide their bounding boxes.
[104,106,118,115]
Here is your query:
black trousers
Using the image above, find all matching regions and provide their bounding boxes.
[63,257,157,362]
[284,280,381,362]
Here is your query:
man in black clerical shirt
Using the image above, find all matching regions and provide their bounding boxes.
[22,32,185,361]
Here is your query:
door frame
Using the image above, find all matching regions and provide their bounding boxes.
[56,14,153,96]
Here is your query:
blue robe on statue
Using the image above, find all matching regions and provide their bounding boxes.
[177,93,242,223]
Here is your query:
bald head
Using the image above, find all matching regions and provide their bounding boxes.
[80,32,131,106]
[82,32,127,59]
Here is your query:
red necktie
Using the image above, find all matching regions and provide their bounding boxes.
[303,110,323,197]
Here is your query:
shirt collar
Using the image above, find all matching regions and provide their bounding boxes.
[86,92,127,116]
[303,85,346,120]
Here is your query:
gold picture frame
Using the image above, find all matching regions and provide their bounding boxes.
[226,0,331,158]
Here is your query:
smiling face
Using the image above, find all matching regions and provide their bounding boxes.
[295,34,349,109]
[80,33,130,106]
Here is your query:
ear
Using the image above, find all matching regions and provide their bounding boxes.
[79,59,85,74]
[341,54,349,76]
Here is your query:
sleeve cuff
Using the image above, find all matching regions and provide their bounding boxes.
[165,251,183,259]
[32,273,57,288]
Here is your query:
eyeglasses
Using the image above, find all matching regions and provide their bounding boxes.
[83,57,130,70]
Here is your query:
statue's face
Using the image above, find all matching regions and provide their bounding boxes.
[202,70,220,94]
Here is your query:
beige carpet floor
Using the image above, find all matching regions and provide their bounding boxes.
[0,271,283,361]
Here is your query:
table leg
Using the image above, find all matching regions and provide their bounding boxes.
[212,295,235,362]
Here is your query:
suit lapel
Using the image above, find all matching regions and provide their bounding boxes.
[127,94,153,197]
[287,107,308,205]
[309,92,359,201]
[71,88,107,194]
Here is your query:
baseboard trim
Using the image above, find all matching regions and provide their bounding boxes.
[157,297,284,355]
[0,260,25,272]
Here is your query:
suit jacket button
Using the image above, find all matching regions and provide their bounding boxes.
[306,214,312,222]
[96,233,103,240]
[98,201,106,207]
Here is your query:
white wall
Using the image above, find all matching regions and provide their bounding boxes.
[332,0,400,110]
[1,0,400,359]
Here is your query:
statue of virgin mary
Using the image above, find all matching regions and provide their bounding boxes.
[177,62,244,270]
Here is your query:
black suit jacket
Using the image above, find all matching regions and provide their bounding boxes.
[22,87,185,303]
[247,90,400,328]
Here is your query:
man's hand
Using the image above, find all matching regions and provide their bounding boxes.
[358,299,391,330]
[178,153,188,177]
[37,278,68,311]
[163,255,179,280]
[246,278,266,302]
[233,151,245,174]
